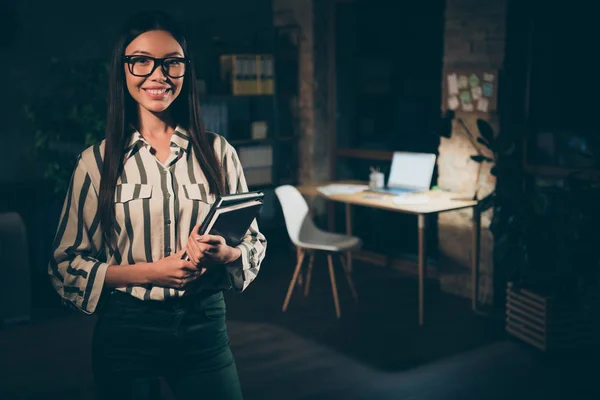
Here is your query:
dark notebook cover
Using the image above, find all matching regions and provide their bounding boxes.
[204,202,263,247]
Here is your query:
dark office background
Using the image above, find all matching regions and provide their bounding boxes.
[1,0,599,399]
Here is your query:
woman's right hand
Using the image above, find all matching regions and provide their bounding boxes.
[184,224,218,268]
[146,249,206,289]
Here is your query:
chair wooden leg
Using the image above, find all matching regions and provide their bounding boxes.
[296,246,303,286]
[304,252,315,297]
[282,250,306,312]
[338,253,358,303]
[346,252,353,274]
[327,253,341,319]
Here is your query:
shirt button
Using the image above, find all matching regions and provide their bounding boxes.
[166,219,171,225]
[166,247,171,254]
[166,193,171,199]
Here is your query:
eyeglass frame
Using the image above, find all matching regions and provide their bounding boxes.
[123,55,190,78]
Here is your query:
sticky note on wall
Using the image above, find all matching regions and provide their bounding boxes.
[483,82,494,97]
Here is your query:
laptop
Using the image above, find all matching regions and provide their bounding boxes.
[370,152,437,195]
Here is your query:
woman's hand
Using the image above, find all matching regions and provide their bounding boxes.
[196,234,242,266]
[185,224,218,267]
[146,249,205,289]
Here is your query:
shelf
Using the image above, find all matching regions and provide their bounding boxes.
[200,94,274,100]
[524,164,600,179]
[248,183,278,190]
[229,138,271,146]
[278,136,296,142]
[522,135,600,180]
[336,148,394,161]
[247,178,296,190]
[229,136,297,146]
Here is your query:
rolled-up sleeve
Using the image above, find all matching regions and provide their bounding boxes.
[223,143,267,291]
[48,156,109,314]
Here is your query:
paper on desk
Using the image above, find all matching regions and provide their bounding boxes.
[317,184,369,196]
[392,194,430,205]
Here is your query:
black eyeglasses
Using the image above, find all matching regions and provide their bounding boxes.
[123,55,190,78]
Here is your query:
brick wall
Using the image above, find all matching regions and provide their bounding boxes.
[443,0,506,67]
[273,0,331,186]
[437,0,507,304]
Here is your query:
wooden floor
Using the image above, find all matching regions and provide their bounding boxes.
[1,234,599,399]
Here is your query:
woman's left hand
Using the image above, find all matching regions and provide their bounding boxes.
[196,234,242,265]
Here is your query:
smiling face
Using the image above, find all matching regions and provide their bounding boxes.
[124,30,185,115]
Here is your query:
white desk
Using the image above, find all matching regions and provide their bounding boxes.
[296,180,481,326]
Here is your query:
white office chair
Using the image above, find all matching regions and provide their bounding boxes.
[275,185,361,318]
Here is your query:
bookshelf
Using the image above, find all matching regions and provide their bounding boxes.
[229,135,297,147]
[195,21,299,230]
[330,0,444,180]
[519,4,600,181]
[199,88,296,191]
[323,0,444,261]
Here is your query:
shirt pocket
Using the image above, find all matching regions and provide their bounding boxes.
[114,183,153,203]
[182,183,215,204]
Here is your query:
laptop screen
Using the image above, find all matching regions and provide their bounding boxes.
[387,152,436,190]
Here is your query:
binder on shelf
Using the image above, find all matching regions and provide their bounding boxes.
[220,54,274,96]
[261,55,274,95]
[200,99,229,138]
[181,191,265,261]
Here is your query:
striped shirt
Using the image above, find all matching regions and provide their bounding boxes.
[48,126,267,314]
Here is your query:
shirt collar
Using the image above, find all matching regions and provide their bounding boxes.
[171,125,191,152]
[124,125,191,160]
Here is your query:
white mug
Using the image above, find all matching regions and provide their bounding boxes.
[369,172,385,189]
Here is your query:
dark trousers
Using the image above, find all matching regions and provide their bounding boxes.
[92,290,243,400]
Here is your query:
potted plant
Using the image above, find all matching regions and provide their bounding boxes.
[23,58,108,305]
[468,119,600,352]
[24,58,109,196]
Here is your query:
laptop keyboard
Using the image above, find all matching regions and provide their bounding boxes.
[387,187,415,194]
[371,187,418,195]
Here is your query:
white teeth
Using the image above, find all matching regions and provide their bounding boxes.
[147,88,167,95]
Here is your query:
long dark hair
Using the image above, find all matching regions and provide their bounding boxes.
[99,11,224,245]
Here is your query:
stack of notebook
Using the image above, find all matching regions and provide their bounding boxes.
[181,191,264,261]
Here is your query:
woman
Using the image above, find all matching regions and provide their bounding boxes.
[48,11,266,399]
